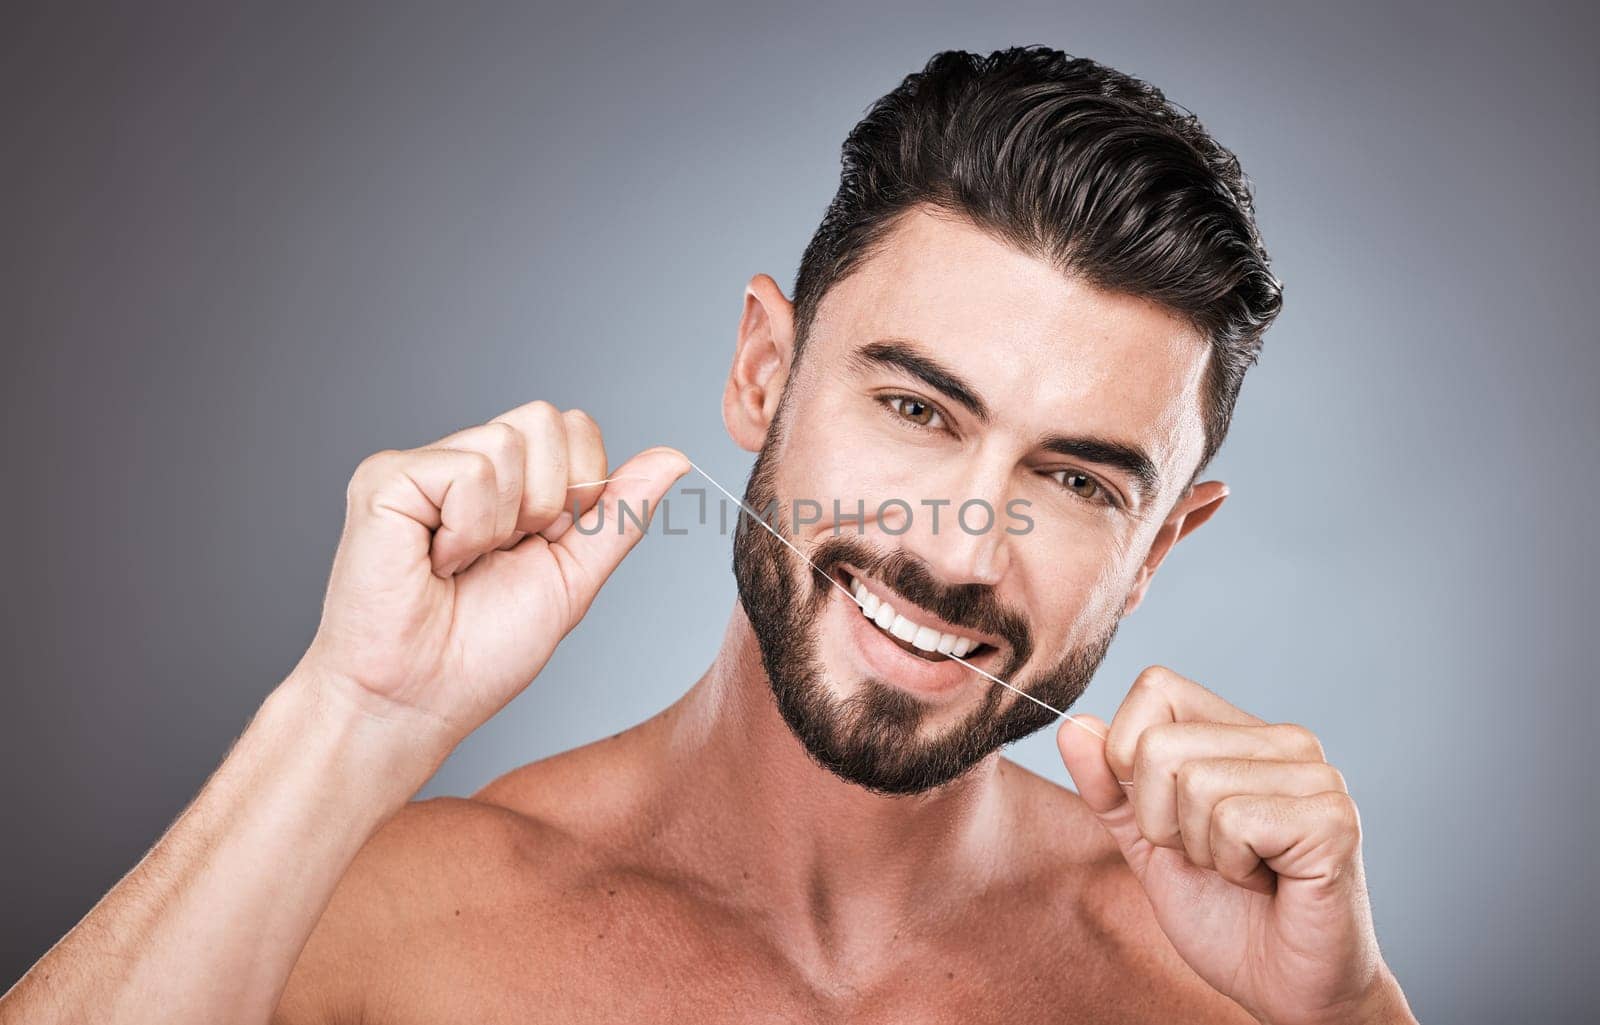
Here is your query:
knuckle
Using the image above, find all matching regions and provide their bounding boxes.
[462,450,497,487]
[1323,764,1349,793]
[1175,760,1206,803]
[564,406,600,432]
[352,448,397,479]
[1213,794,1250,834]
[563,409,605,466]
[1132,723,1176,775]
[1278,721,1326,761]
[1325,791,1361,833]
[1133,664,1178,695]
[347,449,399,501]
[484,418,523,452]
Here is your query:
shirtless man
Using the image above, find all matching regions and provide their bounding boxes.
[1,47,1417,1023]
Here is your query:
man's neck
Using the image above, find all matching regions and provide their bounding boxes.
[642,604,1019,965]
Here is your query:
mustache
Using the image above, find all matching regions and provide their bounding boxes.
[807,535,1034,665]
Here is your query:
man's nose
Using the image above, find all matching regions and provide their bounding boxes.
[893,461,1014,588]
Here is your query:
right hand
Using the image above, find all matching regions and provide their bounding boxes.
[292,399,690,752]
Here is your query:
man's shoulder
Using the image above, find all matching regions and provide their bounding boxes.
[277,731,651,1014]
[346,732,644,906]
[996,757,1245,1018]
[996,754,1122,865]
[356,792,557,887]
[300,795,566,949]
[271,795,545,1022]
[995,757,1168,942]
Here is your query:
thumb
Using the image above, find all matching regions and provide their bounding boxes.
[1056,713,1152,876]
[546,445,692,619]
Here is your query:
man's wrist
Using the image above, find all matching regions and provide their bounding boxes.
[1257,965,1415,1025]
[260,667,457,822]
[1342,964,1417,1025]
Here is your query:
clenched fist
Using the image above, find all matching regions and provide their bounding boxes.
[292,399,690,753]
[1058,666,1414,1025]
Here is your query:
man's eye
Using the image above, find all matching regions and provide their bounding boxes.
[1048,468,1114,506]
[884,395,944,430]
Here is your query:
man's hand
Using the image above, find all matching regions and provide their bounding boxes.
[296,399,691,755]
[1057,666,1415,1025]
[0,400,690,1025]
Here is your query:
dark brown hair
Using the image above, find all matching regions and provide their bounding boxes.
[792,46,1285,498]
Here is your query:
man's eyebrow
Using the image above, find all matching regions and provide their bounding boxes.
[1039,433,1162,507]
[848,340,991,422]
[850,337,1162,506]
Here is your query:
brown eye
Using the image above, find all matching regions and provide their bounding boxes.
[1049,469,1109,504]
[887,395,943,429]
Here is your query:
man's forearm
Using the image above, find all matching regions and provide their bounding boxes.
[0,671,445,1025]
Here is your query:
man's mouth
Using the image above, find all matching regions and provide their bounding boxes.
[835,569,999,664]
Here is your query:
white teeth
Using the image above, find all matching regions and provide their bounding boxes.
[850,574,985,659]
[850,576,879,617]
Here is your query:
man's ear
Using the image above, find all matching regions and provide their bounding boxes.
[1121,481,1229,617]
[723,273,796,452]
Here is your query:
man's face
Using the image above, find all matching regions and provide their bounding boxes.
[731,206,1210,795]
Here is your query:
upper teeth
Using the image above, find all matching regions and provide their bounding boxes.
[849,577,982,658]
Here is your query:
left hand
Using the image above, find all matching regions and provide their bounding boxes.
[1057,666,1414,1025]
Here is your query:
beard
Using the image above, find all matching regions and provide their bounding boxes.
[730,427,1121,796]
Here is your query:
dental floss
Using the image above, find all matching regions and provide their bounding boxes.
[564,461,1133,786]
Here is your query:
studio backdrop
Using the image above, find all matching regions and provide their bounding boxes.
[3,2,1595,1022]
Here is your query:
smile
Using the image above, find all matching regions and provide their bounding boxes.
[837,569,998,664]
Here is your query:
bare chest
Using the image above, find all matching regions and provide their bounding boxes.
[368,880,1244,1024]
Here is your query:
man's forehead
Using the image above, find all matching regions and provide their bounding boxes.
[810,207,1211,501]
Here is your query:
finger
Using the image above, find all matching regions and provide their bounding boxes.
[1104,665,1265,785]
[1127,721,1328,851]
[1057,714,1124,813]
[562,408,609,520]
[425,421,526,557]
[1211,791,1363,896]
[491,407,608,551]
[1175,758,1347,869]
[527,409,605,546]
[346,447,500,578]
[488,400,570,536]
[546,445,690,622]
[1056,713,1155,879]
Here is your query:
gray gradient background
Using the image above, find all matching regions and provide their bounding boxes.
[3,1,1595,1019]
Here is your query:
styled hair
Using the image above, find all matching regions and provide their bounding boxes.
[791,45,1285,497]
